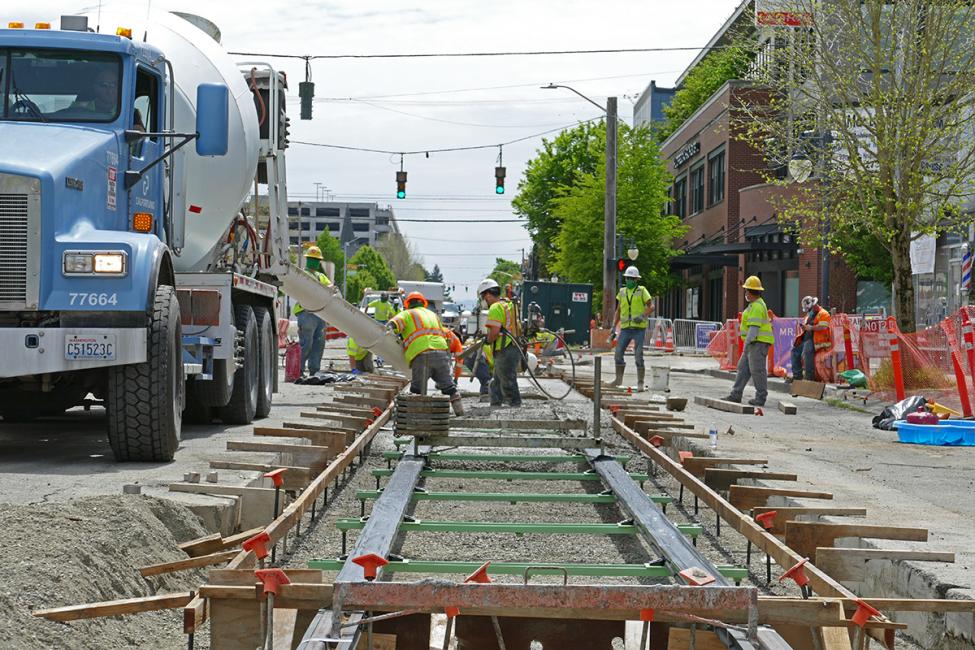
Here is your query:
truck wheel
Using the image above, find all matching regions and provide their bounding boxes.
[195,358,234,408]
[254,306,274,419]
[107,284,184,462]
[219,304,258,424]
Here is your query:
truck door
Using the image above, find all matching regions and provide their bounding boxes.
[129,66,163,238]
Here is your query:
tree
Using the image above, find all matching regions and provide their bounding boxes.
[426,264,444,283]
[512,121,603,276]
[737,0,975,331]
[348,245,396,292]
[314,230,344,289]
[489,258,522,287]
[346,269,377,305]
[374,234,426,281]
[551,123,682,306]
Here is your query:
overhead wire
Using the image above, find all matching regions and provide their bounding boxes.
[228,46,719,60]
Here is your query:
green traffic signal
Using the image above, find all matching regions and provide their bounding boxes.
[397,190,406,199]
[495,185,504,195]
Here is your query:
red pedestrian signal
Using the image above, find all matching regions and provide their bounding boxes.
[617,258,628,273]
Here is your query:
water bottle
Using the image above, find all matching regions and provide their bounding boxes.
[708,423,718,450]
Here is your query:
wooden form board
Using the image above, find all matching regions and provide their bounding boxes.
[703,468,798,492]
[728,485,833,511]
[694,395,755,414]
[791,380,825,400]
[681,457,769,478]
[253,426,349,449]
[815,547,955,582]
[335,393,389,408]
[778,401,798,414]
[177,526,265,558]
[750,508,867,536]
[784,522,928,562]
[668,628,724,650]
[138,549,239,577]
[34,592,194,622]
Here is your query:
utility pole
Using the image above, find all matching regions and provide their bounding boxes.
[603,97,618,329]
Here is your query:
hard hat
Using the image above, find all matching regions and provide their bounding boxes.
[742,276,764,292]
[405,291,428,307]
[477,278,500,296]
[801,295,819,310]
[623,266,641,279]
[305,245,324,260]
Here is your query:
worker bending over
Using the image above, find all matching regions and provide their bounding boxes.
[478,279,522,408]
[789,296,830,382]
[612,266,654,391]
[294,246,332,377]
[724,276,774,406]
[346,337,375,373]
[368,294,396,324]
[387,291,464,415]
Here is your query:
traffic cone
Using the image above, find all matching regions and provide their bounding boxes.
[664,324,675,353]
[654,322,665,350]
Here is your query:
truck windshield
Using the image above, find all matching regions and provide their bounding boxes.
[0,49,121,122]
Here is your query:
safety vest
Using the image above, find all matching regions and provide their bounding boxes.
[293,270,332,315]
[486,299,517,351]
[388,307,448,364]
[740,297,775,345]
[811,307,832,350]
[617,286,652,329]
[346,337,370,361]
[369,299,396,323]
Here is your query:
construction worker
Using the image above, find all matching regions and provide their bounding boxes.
[612,266,654,391]
[294,246,332,376]
[368,294,396,324]
[346,337,375,373]
[387,291,465,415]
[478,278,522,408]
[790,296,831,382]
[724,276,775,406]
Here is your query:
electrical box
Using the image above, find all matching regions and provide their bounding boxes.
[521,281,593,346]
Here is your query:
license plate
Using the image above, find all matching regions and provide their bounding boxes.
[65,334,116,361]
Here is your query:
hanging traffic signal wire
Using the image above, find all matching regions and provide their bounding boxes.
[228,45,724,60]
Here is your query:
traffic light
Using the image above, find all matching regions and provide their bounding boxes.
[617,258,628,273]
[396,171,408,199]
[494,166,506,194]
[299,81,314,120]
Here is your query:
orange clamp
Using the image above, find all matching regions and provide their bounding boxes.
[464,561,492,584]
[372,406,383,417]
[639,608,654,622]
[608,404,621,415]
[779,558,812,598]
[678,451,694,464]
[850,598,881,627]
[242,531,271,561]
[352,553,389,581]
[445,606,460,619]
[648,435,665,448]
[754,510,777,531]
[254,568,291,597]
[263,468,288,488]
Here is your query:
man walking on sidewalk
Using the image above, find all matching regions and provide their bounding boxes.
[611,266,654,391]
[724,276,775,406]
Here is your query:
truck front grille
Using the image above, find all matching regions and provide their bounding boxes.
[0,194,28,303]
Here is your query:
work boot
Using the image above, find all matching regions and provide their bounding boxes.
[611,365,625,387]
[721,395,741,404]
[479,394,491,403]
[636,367,646,392]
[450,394,465,416]
[747,398,766,407]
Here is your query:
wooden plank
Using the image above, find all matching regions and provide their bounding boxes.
[335,393,388,408]
[819,626,853,650]
[632,419,697,430]
[668,627,724,650]
[681,457,769,478]
[728,485,833,511]
[218,526,267,550]
[764,595,975,614]
[179,532,223,558]
[784,522,928,562]
[209,569,324,586]
[253,426,349,448]
[694,395,755,414]
[703,468,798,492]
[225,440,335,456]
[778,401,798,415]
[314,403,374,417]
[751,508,868,535]
[183,594,207,634]
[138,550,239,577]
[632,422,710,440]
[791,379,825,400]
[168,483,275,497]
[208,461,312,490]
[34,592,195,622]
[815,547,953,582]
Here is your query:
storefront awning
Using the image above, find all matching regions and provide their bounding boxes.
[670,254,738,268]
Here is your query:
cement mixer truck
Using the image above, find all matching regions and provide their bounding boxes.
[0,12,406,461]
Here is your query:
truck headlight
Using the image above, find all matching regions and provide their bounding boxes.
[63,250,127,276]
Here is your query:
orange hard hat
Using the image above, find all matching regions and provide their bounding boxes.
[405,291,428,307]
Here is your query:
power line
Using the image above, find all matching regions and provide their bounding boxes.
[395,218,522,223]
[228,46,713,60]
[350,99,597,129]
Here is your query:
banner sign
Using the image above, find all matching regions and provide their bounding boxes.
[772,317,803,374]
[694,322,720,350]
[755,0,813,26]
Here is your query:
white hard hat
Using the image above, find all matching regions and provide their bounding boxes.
[525,352,539,373]
[477,278,499,295]
[801,295,819,310]
[623,266,641,279]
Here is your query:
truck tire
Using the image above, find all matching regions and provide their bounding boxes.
[107,284,184,462]
[195,358,234,408]
[219,304,258,424]
[253,306,274,419]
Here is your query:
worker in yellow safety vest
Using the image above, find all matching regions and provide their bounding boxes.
[612,266,654,391]
[346,337,375,373]
[387,291,464,415]
[293,246,332,376]
[478,278,522,408]
[368,294,397,323]
[724,276,775,406]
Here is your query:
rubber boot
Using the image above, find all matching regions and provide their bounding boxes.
[637,367,646,392]
[450,394,465,416]
[611,365,625,387]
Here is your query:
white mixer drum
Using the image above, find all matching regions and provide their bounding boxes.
[84,9,259,272]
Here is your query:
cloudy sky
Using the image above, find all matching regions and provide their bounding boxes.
[15,0,742,301]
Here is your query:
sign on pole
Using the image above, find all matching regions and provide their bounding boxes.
[755,0,812,26]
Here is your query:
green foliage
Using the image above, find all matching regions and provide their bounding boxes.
[426,264,444,283]
[658,41,754,142]
[551,124,683,301]
[374,234,426,281]
[314,230,344,288]
[489,258,522,287]
[349,245,396,292]
[512,121,603,276]
[346,270,378,305]
[829,222,893,285]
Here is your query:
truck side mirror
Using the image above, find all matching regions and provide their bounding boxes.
[195,83,229,156]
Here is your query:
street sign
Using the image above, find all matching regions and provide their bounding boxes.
[755,0,812,26]
[572,292,588,303]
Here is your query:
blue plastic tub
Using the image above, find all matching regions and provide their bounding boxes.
[895,420,975,446]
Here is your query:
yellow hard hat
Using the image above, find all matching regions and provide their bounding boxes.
[742,275,764,292]
[305,245,324,260]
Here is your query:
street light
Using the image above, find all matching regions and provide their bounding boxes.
[342,236,369,297]
[543,83,618,329]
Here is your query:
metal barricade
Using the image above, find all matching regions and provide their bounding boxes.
[642,317,675,351]
[672,319,722,353]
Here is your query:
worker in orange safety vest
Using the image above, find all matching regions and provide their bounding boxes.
[789,296,831,382]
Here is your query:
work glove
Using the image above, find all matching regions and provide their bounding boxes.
[632,315,645,325]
